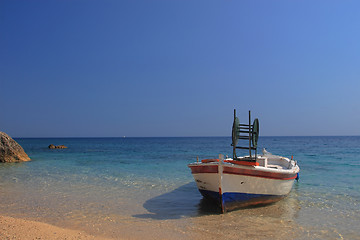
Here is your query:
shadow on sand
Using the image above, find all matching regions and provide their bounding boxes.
[133,182,221,220]
[133,181,301,220]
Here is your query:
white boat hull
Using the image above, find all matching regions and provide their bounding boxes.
[189,157,299,212]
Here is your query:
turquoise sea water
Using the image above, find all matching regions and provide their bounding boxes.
[0,137,359,239]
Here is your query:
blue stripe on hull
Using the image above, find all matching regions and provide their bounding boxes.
[199,189,286,212]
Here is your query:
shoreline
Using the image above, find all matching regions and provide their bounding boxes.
[0,215,113,240]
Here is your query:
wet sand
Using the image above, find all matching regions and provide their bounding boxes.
[0,197,302,240]
[0,215,112,240]
[0,214,299,240]
[0,181,304,240]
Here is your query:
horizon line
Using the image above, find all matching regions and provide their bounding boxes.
[13,135,360,139]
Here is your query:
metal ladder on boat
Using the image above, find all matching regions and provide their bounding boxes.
[231,110,259,161]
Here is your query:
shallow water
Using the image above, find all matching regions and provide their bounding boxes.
[0,137,359,239]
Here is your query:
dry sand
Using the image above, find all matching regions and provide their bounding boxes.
[0,215,113,240]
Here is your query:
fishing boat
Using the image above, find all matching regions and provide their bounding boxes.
[188,110,300,213]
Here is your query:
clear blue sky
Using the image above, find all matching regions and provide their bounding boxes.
[1,0,359,137]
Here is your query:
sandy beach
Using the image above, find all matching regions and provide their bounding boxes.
[0,215,112,240]
[0,213,292,240]
[0,199,302,240]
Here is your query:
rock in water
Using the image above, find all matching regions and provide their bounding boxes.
[0,132,31,163]
[48,144,56,149]
[48,144,67,149]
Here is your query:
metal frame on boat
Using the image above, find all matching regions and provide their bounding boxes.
[188,110,300,213]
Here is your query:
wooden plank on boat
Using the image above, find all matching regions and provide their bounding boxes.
[236,146,257,150]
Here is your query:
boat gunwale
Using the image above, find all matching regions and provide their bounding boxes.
[188,159,300,175]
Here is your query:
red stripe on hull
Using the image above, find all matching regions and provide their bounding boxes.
[189,164,297,180]
[223,166,297,180]
[189,165,218,174]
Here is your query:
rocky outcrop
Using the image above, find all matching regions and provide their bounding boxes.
[0,132,31,163]
[48,144,67,149]
[48,144,56,149]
